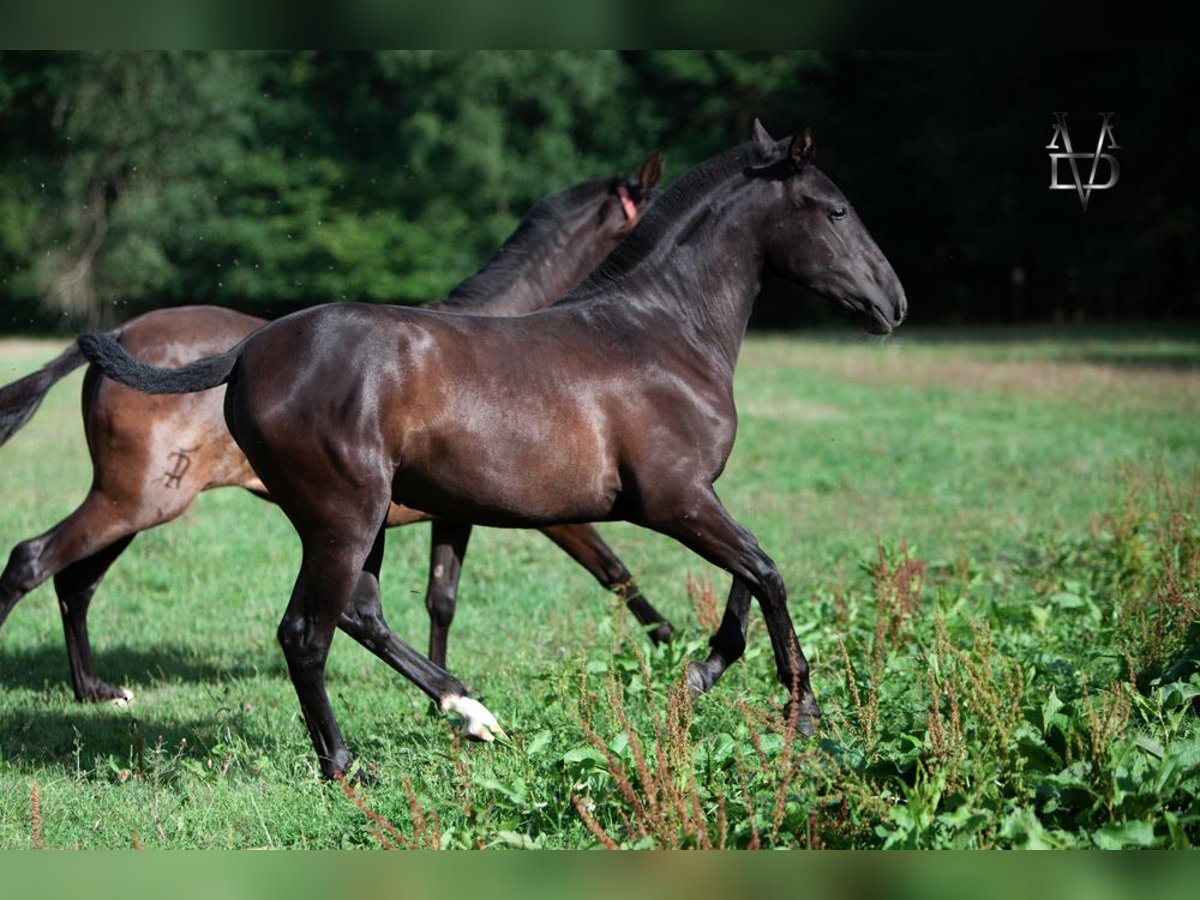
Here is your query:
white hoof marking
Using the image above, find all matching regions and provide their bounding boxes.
[441,695,506,742]
[111,688,134,709]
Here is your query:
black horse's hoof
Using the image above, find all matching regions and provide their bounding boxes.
[649,622,674,645]
[783,695,822,737]
[330,763,376,787]
[793,713,819,738]
[686,660,714,698]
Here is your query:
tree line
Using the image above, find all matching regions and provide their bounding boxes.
[1,51,1195,331]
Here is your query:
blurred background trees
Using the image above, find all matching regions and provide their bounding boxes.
[1,51,1196,331]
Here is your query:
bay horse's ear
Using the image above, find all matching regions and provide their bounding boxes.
[638,153,663,195]
[789,124,816,172]
[752,118,776,156]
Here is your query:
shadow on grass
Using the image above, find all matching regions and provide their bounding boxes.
[0,643,287,773]
[0,641,278,695]
[2,705,201,772]
[0,641,449,774]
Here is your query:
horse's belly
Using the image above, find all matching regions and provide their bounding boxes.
[392,432,619,527]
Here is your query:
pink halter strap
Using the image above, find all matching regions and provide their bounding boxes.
[617,184,639,223]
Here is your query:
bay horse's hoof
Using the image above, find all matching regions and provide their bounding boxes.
[80,683,134,706]
[649,622,674,645]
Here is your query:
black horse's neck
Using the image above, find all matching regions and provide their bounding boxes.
[564,142,774,377]
[435,179,619,317]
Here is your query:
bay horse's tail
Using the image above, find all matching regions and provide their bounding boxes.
[0,336,104,447]
[76,332,241,395]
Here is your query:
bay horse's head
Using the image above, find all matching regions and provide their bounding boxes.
[439,153,663,314]
[598,152,663,238]
[751,121,906,335]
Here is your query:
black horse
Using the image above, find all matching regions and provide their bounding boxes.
[79,122,906,778]
[0,158,666,704]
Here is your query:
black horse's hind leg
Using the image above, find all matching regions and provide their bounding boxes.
[54,534,137,703]
[278,532,375,780]
[653,487,821,734]
[539,524,674,644]
[339,527,470,702]
[424,520,473,668]
[282,514,500,778]
[685,579,751,696]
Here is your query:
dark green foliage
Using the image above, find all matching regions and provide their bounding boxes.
[2,52,1198,330]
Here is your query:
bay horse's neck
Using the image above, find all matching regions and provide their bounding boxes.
[435,193,613,317]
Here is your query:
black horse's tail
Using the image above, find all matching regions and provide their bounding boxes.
[76,332,242,396]
[0,337,99,447]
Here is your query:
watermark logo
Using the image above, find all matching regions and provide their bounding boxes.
[1047,112,1120,211]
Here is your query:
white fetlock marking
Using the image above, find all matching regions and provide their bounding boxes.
[111,688,134,709]
[441,695,505,742]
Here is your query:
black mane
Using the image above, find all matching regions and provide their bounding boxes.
[436,177,616,310]
[561,140,769,303]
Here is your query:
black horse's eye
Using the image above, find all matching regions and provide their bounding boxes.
[830,205,848,221]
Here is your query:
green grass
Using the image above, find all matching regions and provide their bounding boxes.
[0,325,1198,848]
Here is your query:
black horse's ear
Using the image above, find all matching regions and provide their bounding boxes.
[789,124,816,171]
[638,153,663,196]
[752,118,776,157]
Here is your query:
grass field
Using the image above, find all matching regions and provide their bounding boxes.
[0,324,1197,849]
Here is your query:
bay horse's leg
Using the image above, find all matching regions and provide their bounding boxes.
[338,527,473,705]
[685,579,751,696]
[424,520,473,667]
[538,524,674,644]
[0,491,146,697]
[1,481,203,701]
[423,520,674,668]
[651,487,821,733]
[54,534,137,703]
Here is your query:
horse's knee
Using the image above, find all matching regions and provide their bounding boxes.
[339,603,389,647]
[277,615,329,670]
[425,562,458,628]
[1,537,49,597]
[276,616,302,653]
[761,567,785,600]
[426,585,456,629]
[597,557,635,592]
[744,551,785,600]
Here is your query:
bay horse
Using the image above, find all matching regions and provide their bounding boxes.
[0,156,667,705]
[79,122,906,778]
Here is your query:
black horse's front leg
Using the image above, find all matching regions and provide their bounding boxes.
[652,487,821,734]
[338,526,504,745]
[685,578,751,696]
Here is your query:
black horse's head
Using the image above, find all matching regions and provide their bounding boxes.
[751,121,906,335]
